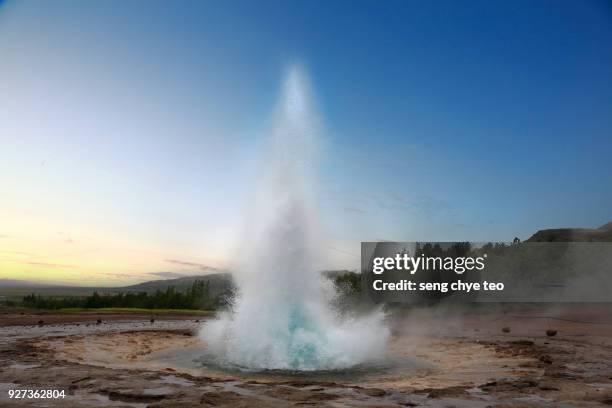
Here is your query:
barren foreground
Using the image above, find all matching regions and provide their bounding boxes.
[1,306,611,407]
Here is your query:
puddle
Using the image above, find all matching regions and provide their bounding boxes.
[153,374,195,387]
[190,350,433,382]
[73,391,148,408]
[8,363,41,370]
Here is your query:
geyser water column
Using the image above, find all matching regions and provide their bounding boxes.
[201,66,389,371]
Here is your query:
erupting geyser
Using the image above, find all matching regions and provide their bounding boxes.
[200,66,389,371]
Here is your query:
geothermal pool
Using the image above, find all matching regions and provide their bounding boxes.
[17,313,544,388]
[3,306,612,407]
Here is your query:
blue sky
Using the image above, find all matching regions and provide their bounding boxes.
[1,0,611,284]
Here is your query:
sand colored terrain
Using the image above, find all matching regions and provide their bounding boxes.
[1,306,612,407]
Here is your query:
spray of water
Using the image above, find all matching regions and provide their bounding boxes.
[200,66,389,371]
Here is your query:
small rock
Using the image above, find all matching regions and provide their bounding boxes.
[510,340,533,346]
[539,354,553,364]
[362,388,386,397]
[96,319,102,325]
[546,329,557,337]
[37,320,44,326]
[515,379,538,389]
[426,386,468,398]
[150,318,155,324]
[484,381,497,386]
[539,383,559,391]
[502,327,511,333]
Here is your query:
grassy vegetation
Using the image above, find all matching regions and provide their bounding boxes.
[10,280,232,312]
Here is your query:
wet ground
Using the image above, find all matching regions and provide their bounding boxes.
[1,306,611,407]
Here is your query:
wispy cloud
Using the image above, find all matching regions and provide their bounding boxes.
[0,250,36,256]
[343,206,366,214]
[103,272,144,279]
[164,259,210,270]
[57,232,74,244]
[148,271,190,279]
[378,192,452,218]
[25,261,77,269]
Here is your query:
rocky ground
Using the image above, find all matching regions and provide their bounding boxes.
[1,306,611,407]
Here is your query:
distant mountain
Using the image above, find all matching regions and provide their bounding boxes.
[0,271,353,298]
[599,222,612,231]
[121,272,235,297]
[526,221,612,242]
[0,279,61,288]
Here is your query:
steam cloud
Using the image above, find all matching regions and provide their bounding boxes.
[200,66,389,370]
